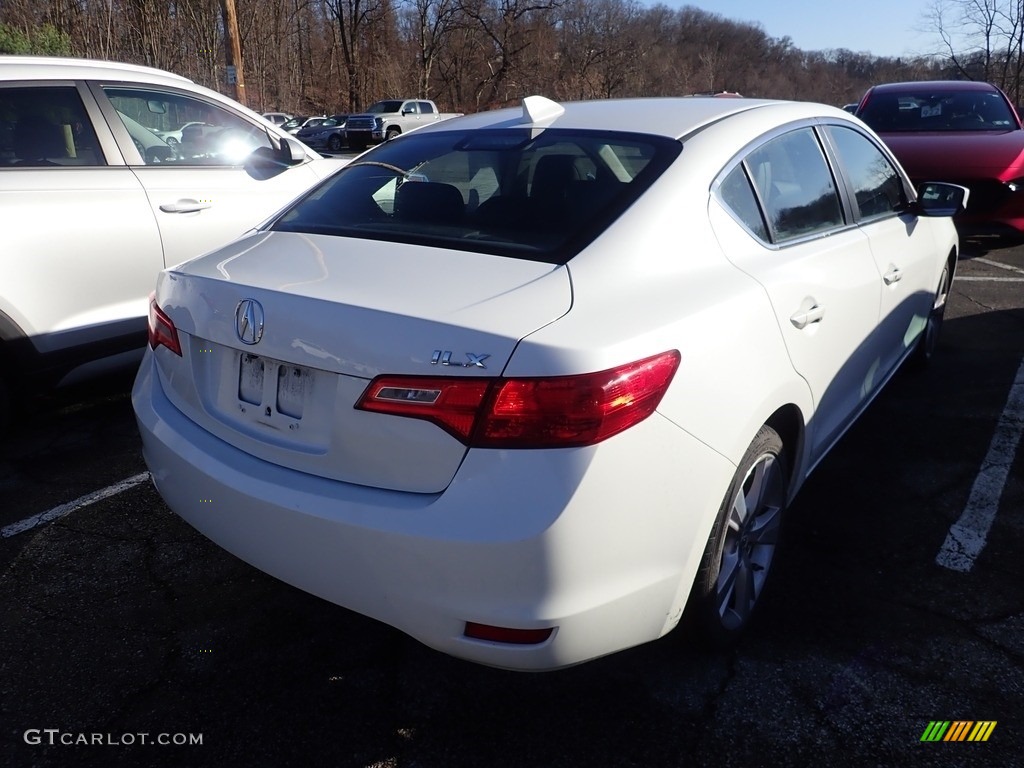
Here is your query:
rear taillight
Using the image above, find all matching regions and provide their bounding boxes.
[356,350,680,448]
[148,293,182,356]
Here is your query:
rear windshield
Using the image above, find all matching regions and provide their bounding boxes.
[859,89,1016,132]
[271,128,681,264]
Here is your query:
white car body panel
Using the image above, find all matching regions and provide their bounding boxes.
[133,96,961,670]
[0,167,162,339]
[714,215,884,466]
[135,355,737,670]
[0,56,347,393]
[151,234,570,492]
[129,163,330,270]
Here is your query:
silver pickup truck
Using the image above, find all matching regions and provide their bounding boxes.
[344,99,462,150]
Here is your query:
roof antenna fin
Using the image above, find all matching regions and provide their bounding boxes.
[522,95,565,126]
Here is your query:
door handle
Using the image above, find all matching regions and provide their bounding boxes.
[790,304,825,329]
[883,265,903,285]
[159,200,212,213]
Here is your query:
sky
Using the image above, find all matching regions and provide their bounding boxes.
[653,1,942,59]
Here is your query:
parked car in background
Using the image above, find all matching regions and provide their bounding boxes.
[282,115,327,135]
[134,94,965,671]
[0,57,348,429]
[152,120,211,149]
[856,80,1024,235]
[262,111,292,126]
[279,115,308,132]
[296,113,348,152]
[344,99,462,150]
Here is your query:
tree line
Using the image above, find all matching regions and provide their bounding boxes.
[0,0,979,116]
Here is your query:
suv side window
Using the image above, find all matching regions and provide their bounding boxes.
[826,125,905,219]
[746,128,844,242]
[0,86,103,167]
[102,86,271,166]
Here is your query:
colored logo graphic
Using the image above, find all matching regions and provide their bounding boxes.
[920,721,997,742]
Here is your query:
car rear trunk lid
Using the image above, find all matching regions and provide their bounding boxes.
[153,231,572,493]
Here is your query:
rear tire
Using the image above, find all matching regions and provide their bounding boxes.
[913,260,951,367]
[327,134,343,152]
[690,425,787,647]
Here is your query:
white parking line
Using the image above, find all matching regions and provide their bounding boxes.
[955,276,1024,282]
[936,357,1024,572]
[1,472,151,539]
[974,257,1024,274]
[958,258,1024,281]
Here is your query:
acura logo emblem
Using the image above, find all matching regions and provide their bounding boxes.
[235,299,264,345]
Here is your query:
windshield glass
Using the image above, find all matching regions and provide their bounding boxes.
[270,128,681,264]
[859,89,1016,132]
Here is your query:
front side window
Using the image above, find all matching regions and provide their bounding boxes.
[272,128,680,263]
[0,86,103,167]
[745,128,844,242]
[827,125,905,219]
[103,87,271,166]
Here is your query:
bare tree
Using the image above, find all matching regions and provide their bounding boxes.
[324,0,390,111]
[458,0,562,108]
[927,0,1024,102]
[2,0,946,113]
[398,0,460,97]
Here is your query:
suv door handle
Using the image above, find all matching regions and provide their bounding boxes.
[159,199,212,213]
[790,304,825,329]
[883,265,903,285]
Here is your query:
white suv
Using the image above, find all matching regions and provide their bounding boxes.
[0,57,346,426]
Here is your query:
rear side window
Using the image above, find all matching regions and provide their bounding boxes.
[719,165,769,240]
[745,128,844,242]
[0,86,103,167]
[272,128,681,264]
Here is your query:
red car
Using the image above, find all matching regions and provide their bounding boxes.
[856,80,1024,235]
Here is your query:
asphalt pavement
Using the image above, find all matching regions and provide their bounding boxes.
[1,238,1021,767]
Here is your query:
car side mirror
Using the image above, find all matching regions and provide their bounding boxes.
[276,136,306,165]
[244,136,306,179]
[911,181,970,217]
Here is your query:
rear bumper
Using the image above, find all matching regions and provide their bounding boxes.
[132,352,734,670]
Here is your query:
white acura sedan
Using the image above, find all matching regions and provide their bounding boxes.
[133,96,965,670]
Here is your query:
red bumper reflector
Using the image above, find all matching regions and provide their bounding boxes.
[464,622,554,645]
